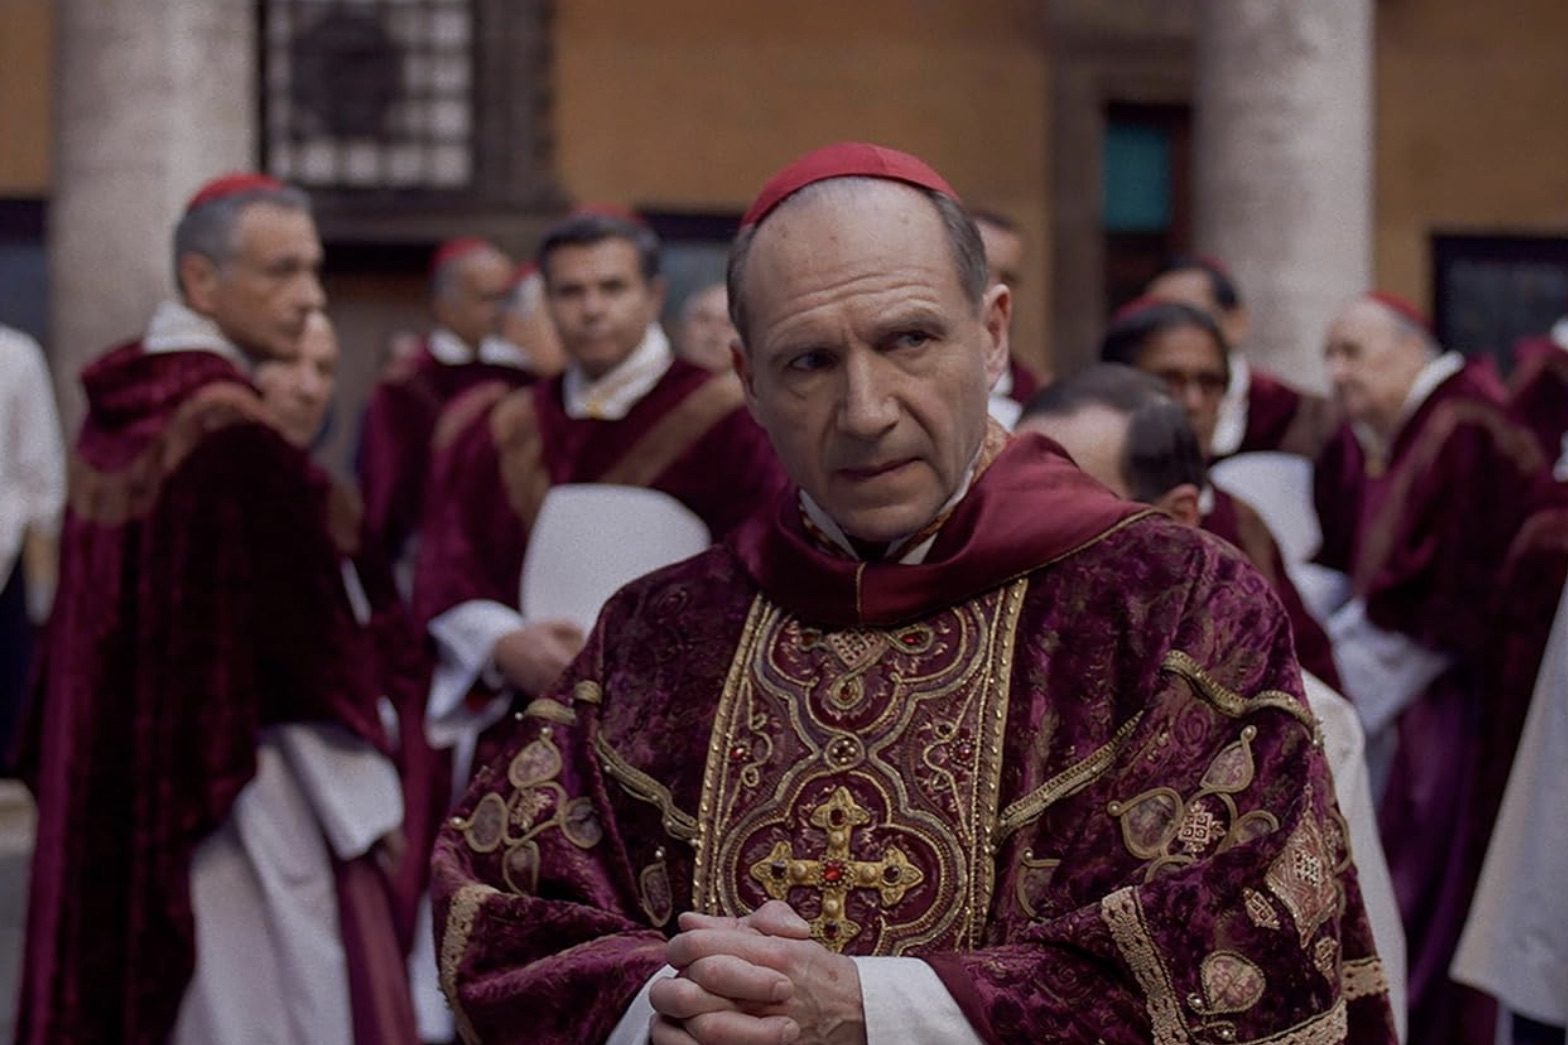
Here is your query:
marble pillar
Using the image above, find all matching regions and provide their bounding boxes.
[1194,0,1373,391]
[49,0,255,427]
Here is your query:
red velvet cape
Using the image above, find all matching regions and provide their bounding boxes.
[1234,367,1339,458]
[357,341,534,564]
[1202,486,1342,691]
[412,358,787,627]
[430,435,1395,1044]
[17,345,388,1045]
[1311,365,1546,1040]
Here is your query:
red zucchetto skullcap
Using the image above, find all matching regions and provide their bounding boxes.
[184,172,286,213]
[571,202,650,228]
[1364,291,1433,336]
[740,142,961,230]
[1110,294,1165,324]
[430,237,495,276]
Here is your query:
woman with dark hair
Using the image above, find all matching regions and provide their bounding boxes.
[1101,299,1343,691]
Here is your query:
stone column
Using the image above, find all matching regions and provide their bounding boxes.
[1193,0,1373,392]
[50,0,255,428]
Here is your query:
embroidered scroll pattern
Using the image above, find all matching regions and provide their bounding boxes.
[1103,887,1350,1045]
[1107,725,1280,882]
[1264,784,1345,949]
[694,582,1026,955]
[450,727,603,896]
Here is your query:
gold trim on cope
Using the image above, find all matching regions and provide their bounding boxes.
[997,711,1147,842]
[439,883,497,1045]
[1162,651,1316,732]
[595,733,699,842]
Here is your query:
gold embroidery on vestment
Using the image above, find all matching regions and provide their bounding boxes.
[1313,936,1340,983]
[439,883,497,1045]
[748,787,925,951]
[1013,849,1061,918]
[449,730,602,895]
[640,851,675,927]
[1108,726,1274,881]
[1244,888,1282,931]
[1201,951,1267,1015]
[1101,887,1187,1045]
[1265,784,1344,948]
[997,711,1146,843]
[1161,651,1316,732]
[694,581,1026,954]
[594,733,698,842]
[1341,956,1389,1000]
[522,698,577,726]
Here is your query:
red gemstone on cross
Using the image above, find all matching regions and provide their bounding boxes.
[821,861,846,884]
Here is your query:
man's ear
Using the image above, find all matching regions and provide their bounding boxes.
[178,252,222,314]
[649,275,669,315]
[732,341,760,412]
[981,283,1011,387]
[1153,482,1203,528]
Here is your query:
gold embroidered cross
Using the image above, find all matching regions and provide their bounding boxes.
[748,786,924,952]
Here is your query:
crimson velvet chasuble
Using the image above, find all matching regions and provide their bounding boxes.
[432,433,1396,1044]
[18,345,387,1044]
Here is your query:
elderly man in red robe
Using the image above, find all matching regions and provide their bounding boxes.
[357,236,536,572]
[430,143,1396,1045]
[1311,292,1546,1044]
[1146,256,1337,459]
[17,175,396,1045]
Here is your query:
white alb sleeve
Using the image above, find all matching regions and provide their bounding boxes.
[853,956,985,1045]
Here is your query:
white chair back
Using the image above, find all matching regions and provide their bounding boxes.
[1208,452,1321,563]
[521,484,711,632]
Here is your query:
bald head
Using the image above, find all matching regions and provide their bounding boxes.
[1324,295,1440,439]
[727,176,988,349]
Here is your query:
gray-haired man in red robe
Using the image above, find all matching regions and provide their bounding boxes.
[1313,292,1546,1044]
[430,144,1396,1045]
[18,174,399,1045]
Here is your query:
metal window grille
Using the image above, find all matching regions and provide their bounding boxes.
[261,0,476,190]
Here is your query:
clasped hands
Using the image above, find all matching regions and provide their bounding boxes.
[648,900,866,1045]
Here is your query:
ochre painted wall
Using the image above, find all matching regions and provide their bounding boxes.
[552,0,1055,370]
[1376,0,1568,308]
[0,0,53,195]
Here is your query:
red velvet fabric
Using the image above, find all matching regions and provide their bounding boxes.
[357,342,534,564]
[1508,336,1568,464]
[18,345,389,1044]
[431,435,1394,1044]
[1005,354,1043,406]
[1312,365,1546,1042]
[732,432,1143,628]
[1233,367,1338,458]
[1202,486,1342,691]
[412,358,787,627]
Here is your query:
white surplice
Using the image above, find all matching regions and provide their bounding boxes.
[1451,583,1568,1027]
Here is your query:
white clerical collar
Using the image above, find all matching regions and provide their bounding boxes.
[798,447,984,566]
[142,300,252,373]
[1354,350,1464,459]
[1210,352,1250,458]
[429,327,530,369]
[1551,316,1568,352]
[562,324,673,420]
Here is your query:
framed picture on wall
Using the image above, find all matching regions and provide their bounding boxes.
[1432,233,1568,375]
